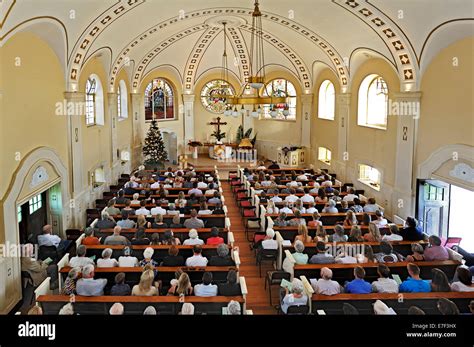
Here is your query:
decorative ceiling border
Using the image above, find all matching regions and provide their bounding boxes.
[226,27,250,84]
[182,27,221,91]
[333,0,418,88]
[108,7,348,93]
[127,24,208,89]
[0,0,16,29]
[239,24,312,91]
[67,0,145,88]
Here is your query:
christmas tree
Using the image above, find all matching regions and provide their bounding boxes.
[143,119,168,165]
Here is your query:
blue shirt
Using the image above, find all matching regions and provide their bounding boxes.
[399,277,431,293]
[345,279,372,294]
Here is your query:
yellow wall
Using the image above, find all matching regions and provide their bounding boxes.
[416,37,474,166]
[347,58,400,188]
[78,57,112,187]
[115,68,133,154]
[311,68,341,169]
[0,32,68,199]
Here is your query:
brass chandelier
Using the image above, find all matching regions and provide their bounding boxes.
[222,0,289,118]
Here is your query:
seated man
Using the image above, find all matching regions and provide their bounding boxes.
[363,198,378,213]
[185,245,208,266]
[399,217,424,241]
[105,200,121,216]
[322,200,338,213]
[118,246,139,267]
[150,204,167,216]
[212,203,225,215]
[115,190,128,205]
[76,264,107,296]
[342,188,358,202]
[104,226,130,246]
[208,191,222,205]
[344,266,372,294]
[116,210,136,229]
[371,264,399,293]
[37,224,71,254]
[183,209,205,229]
[135,200,151,216]
[424,235,449,261]
[399,263,431,293]
[21,243,58,289]
[194,272,218,297]
[94,212,116,229]
[284,189,299,203]
[309,242,335,264]
[110,272,131,296]
[209,244,235,266]
[183,229,204,246]
[261,228,278,250]
[311,267,341,295]
[69,245,94,269]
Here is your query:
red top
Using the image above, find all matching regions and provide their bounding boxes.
[206,237,224,245]
[82,236,100,245]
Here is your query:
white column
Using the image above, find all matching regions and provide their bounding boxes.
[336,93,351,181]
[300,94,313,148]
[108,92,118,164]
[392,92,422,220]
[182,94,195,154]
[130,92,144,167]
[64,92,85,195]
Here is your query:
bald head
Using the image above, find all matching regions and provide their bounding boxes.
[42,225,52,234]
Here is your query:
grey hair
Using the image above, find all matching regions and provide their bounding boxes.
[291,279,304,294]
[84,227,94,237]
[58,303,74,315]
[217,244,229,257]
[109,303,124,315]
[227,300,241,315]
[294,240,305,253]
[143,306,157,315]
[334,224,345,236]
[102,248,113,258]
[82,264,95,278]
[76,245,87,257]
[67,268,79,279]
[181,303,195,315]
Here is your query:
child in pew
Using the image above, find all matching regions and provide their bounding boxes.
[61,268,79,295]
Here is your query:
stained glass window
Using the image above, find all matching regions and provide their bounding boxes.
[200,80,235,114]
[262,79,297,120]
[144,79,175,121]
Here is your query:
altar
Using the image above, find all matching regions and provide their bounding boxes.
[203,142,238,160]
[277,147,306,167]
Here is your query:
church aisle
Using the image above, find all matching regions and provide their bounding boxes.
[221,181,278,315]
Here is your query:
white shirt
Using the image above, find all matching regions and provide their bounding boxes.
[280,207,293,214]
[285,195,299,203]
[297,174,308,181]
[363,204,378,213]
[335,255,357,264]
[69,256,94,269]
[382,234,403,242]
[135,208,151,216]
[271,196,283,203]
[197,182,208,189]
[300,194,315,203]
[97,258,119,268]
[373,218,388,227]
[183,238,204,246]
[311,278,341,296]
[198,210,212,215]
[150,206,167,215]
[372,278,399,293]
[267,206,279,214]
[150,182,160,189]
[118,256,139,267]
[37,234,62,247]
[450,282,474,292]
[194,283,218,297]
[306,207,317,214]
[322,207,338,213]
[343,194,358,202]
[185,254,208,266]
[262,239,278,250]
[287,181,300,188]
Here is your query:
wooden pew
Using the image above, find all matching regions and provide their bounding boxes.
[266,212,378,229]
[109,214,228,228]
[307,291,474,314]
[292,260,461,284]
[37,294,245,315]
[273,225,395,240]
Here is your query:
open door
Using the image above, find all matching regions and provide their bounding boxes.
[416,179,450,238]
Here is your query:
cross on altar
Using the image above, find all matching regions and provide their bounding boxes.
[208,117,227,133]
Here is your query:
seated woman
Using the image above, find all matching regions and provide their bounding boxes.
[347,225,364,242]
[292,240,309,265]
[288,210,306,226]
[161,245,185,266]
[61,268,79,295]
[451,267,474,292]
[330,224,348,242]
[137,214,149,229]
[209,244,235,266]
[169,214,183,229]
[356,244,377,263]
[405,243,425,262]
[175,191,187,209]
[363,222,382,242]
[161,230,181,245]
[339,200,349,213]
[373,210,388,228]
[197,201,212,215]
[273,212,288,227]
[360,212,372,226]
[315,225,329,242]
[139,247,159,267]
[375,241,402,263]
[97,248,119,267]
[294,224,312,244]
[151,214,168,229]
[343,210,358,227]
[315,189,328,203]
[382,224,404,242]
[168,272,193,296]
[322,200,338,213]
[293,199,306,214]
[308,211,322,227]
[183,229,204,246]
[266,199,279,214]
[218,270,242,296]
[131,227,151,245]
[132,269,159,296]
[280,279,308,314]
[131,193,141,205]
[206,227,224,245]
[431,268,451,292]
[121,199,136,216]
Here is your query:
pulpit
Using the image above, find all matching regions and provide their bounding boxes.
[277,147,306,167]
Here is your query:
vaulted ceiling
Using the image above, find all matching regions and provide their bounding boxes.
[1,0,472,92]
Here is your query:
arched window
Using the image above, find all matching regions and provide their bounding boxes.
[85,74,104,126]
[117,80,128,119]
[144,79,175,121]
[318,147,332,165]
[262,79,297,120]
[358,164,381,191]
[358,74,388,129]
[200,79,235,114]
[318,80,335,120]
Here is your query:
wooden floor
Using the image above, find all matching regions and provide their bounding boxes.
[221,181,279,315]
